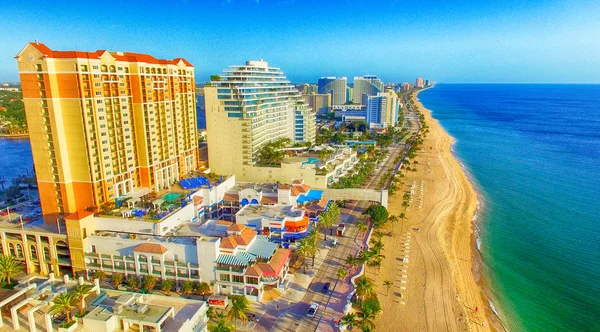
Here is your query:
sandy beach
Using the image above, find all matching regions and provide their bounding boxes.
[372,89,496,331]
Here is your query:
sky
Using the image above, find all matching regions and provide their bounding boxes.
[1,0,600,83]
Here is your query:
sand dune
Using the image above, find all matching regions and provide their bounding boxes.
[372,90,494,331]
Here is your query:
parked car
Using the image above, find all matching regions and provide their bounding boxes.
[321,282,331,294]
[247,313,259,322]
[336,224,346,237]
[307,302,319,317]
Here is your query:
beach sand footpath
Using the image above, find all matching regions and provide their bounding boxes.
[372,90,494,331]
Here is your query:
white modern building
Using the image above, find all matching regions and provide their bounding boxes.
[352,75,384,104]
[318,76,348,105]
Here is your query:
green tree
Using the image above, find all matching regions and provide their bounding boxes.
[345,255,358,267]
[209,313,235,332]
[161,279,174,295]
[355,276,374,305]
[340,313,358,329]
[317,209,334,240]
[71,284,93,315]
[256,137,291,165]
[337,267,348,281]
[196,282,212,296]
[364,204,389,228]
[402,200,410,210]
[0,255,22,285]
[383,280,393,295]
[93,270,106,284]
[127,276,139,291]
[142,275,158,292]
[182,280,194,295]
[227,295,250,331]
[49,291,77,325]
[111,273,123,288]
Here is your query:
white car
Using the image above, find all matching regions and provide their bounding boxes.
[307,302,319,317]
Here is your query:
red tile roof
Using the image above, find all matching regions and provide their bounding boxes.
[291,186,301,197]
[27,42,194,67]
[65,210,94,220]
[261,196,278,205]
[258,249,291,277]
[297,184,311,193]
[223,193,239,201]
[278,184,292,190]
[220,236,238,249]
[133,243,168,254]
[233,228,256,246]
[228,224,244,232]
[216,220,233,226]
[245,265,262,277]
[292,179,303,185]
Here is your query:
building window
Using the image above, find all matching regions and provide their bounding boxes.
[232,275,244,283]
[44,247,51,260]
[246,276,259,285]
[30,245,38,260]
[16,244,23,258]
[219,274,230,282]
[92,65,98,70]
[9,243,15,256]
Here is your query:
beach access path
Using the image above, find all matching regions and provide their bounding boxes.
[372,90,493,332]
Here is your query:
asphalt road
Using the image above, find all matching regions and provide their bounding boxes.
[271,143,404,332]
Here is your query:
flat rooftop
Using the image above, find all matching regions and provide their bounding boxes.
[0,216,65,235]
[236,204,304,220]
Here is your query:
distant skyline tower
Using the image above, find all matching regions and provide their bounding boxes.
[352,75,384,104]
[317,76,347,105]
[416,77,424,88]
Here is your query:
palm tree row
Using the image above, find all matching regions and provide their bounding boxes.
[49,283,93,326]
[297,227,321,272]
[317,202,340,240]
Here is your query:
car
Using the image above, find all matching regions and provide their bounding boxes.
[307,302,319,317]
[247,313,259,322]
[321,282,331,294]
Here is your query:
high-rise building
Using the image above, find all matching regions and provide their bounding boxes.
[303,93,331,115]
[415,77,424,88]
[205,60,315,177]
[317,76,347,105]
[402,82,411,91]
[16,42,198,222]
[425,79,431,87]
[366,91,400,128]
[352,75,384,104]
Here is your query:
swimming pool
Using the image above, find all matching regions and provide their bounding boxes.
[302,158,319,165]
[163,193,181,202]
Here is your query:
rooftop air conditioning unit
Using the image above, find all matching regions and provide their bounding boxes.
[137,304,149,314]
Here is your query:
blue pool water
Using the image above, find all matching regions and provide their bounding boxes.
[162,193,181,203]
[419,84,600,331]
[303,157,320,165]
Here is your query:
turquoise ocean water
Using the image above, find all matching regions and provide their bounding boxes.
[419,84,600,331]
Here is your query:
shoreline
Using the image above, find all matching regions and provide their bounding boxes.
[415,88,507,331]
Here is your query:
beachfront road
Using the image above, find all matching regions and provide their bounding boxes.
[270,144,404,332]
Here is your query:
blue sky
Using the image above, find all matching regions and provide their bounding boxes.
[1,0,599,83]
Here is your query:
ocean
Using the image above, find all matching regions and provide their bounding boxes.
[419,84,600,331]
[0,137,34,184]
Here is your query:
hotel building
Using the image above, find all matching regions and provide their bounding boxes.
[205,60,322,186]
[352,75,384,104]
[15,42,198,223]
[317,76,347,105]
[415,77,424,88]
[303,93,331,115]
[365,90,400,128]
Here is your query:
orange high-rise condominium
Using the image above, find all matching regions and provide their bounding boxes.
[15,42,199,223]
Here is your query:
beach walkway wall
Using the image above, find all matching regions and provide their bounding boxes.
[322,189,388,208]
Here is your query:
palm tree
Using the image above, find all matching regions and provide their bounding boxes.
[71,284,93,315]
[49,291,77,324]
[345,255,358,267]
[142,275,157,292]
[355,220,368,241]
[398,212,406,233]
[340,313,357,329]
[93,270,106,284]
[388,215,398,233]
[383,280,393,295]
[127,276,139,291]
[161,279,174,295]
[355,276,374,305]
[196,282,212,297]
[0,255,22,285]
[337,267,348,281]
[402,200,410,210]
[317,210,334,241]
[227,295,250,331]
[182,280,194,295]
[209,313,235,332]
[111,273,123,289]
